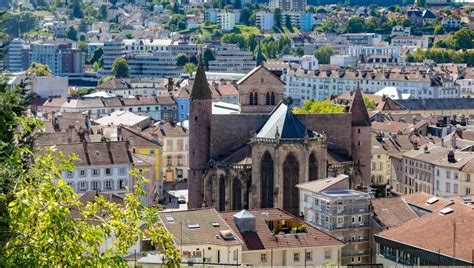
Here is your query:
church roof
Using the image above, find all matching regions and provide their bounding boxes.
[256,102,313,139]
[218,144,252,166]
[190,64,212,100]
[351,87,371,127]
[236,65,285,86]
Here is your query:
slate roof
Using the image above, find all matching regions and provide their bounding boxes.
[190,64,212,100]
[371,197,418,228]
[376,203,474,264]
[393,98,474,110]
[351,87,371,127]
[218,144,252,166]
[220,208,344,251]
[142,122,188,138]
[256,102,314,139]
[50,141,132,166]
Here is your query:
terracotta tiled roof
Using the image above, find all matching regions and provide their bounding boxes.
[402,192,452,213]
[219,208,344,251]
[158,209,242,246]
[371,197,418,228]
[372,121,414,134]
[376,203,474,263]
[142,122,188,139]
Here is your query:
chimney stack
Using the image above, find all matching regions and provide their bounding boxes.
[451,133,457,149]
[67,125,75,143]
[448,149,456,163]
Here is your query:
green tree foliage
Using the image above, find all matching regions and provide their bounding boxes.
[2,147,181,266]
[4,12,39,38]
[69,87,90,98]
[274,8,282,29]
[313,46,334,64]
[176,53,189,66]
[202,48,215,69]
[285,15,292,30]
[112,58,130,78]
[345,17,366,33]
[292,47,304,57]
[89,47,103,65]
[66,26,78,41]
[240,8,252,25]
[27,63,52,76]
[417,0,426,7]
[125,32,133,39]
[449,28,474,50]
[71,0,84,18]
[184,62,196,76]
[99,5,108,20]
[221,33,246,48]
[98,75,114,85]
[406,48,474,66]
[293,99,345,114]
[167,14,187,31]
[363,97,377,110]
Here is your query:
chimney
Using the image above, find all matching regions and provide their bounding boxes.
[441,138,445,147]
[376,132,384,142]
[424,145,429,154]
[67,125,75,143]
[117,125,123,141]
[451,133,457,148]
[413,140,419,150]
[84,114,92,133]
[448,148,456,163]
[167,77,174,92]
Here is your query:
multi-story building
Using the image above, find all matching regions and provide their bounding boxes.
[281,12,314,32]
[391,36,429,48]
[217,11,238,31]
[269,0,306,10]
[143,122,188,183]
[101,39,123,75]
[220,209,345,267]
[55,141,132,196]
[284,67,460,106]
[341,33,383,46]
[348,45,402,65]
[208,44,256,74]
[96,78,171,98]
[125,52,181,78]
[29,41,83,75]
[5,38,29,72]
[256,12,274,32]
[52,21,68,38]
[391,25,411,37]
[204,9,218,24]
[297,175,371,265]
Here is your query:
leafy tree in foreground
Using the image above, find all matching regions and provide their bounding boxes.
[293,99,345,114]
[313,46,334,64]
[176,53,189,66]
[112,57,130,78]
[2,147,181,266]
[27,62,53,76]
[184,62,196,76]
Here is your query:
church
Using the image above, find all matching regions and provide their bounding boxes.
[188,63,371,215]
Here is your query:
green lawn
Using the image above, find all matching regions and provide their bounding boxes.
[235,25,261,36]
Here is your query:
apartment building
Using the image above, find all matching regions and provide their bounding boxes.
[208,44,256,74]
[297,175,372,265]
[348,45,402,65]
[55,141,132,196]
[217,11,239,31]
[269,0,306,11]
[5,38,29,72]
[256,12,274,32]
[341,33,383,46]
[96,77,171,98]
[29,41,83,75]
[220,209,344,267]
[284,67,460,106]
[391,36,429,48]
[143,122,189,183]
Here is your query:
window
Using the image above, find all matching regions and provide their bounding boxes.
[119,179,126,189]
[454,184,458,194]
[467,174,471,182]
[92,181,100,191]
[436,180,440,190]
[67,182,74,190]
[249,92,258,105]
[337,216,344,227]
[150,149,155,155]
[105,168,112,176]
[105,180,113,190]
[79,181,87,192]
[260,253,266,262]
[293,252,300,262]
[324,249,332,259]
[305,251,312,261]
[167,156,172,166]
[358,215,363,223]
[446,182,451,193]
[447,171,451,179]
[119,167,126,175]
[177,155,183,166]
[92,169,99,176]
[65,171,74,178]
[79,169,86,177]
[466,187,471,195]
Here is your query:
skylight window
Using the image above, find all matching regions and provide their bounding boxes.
[211,222,220,227]
[426,197,439,204]
[187,223,200,229]
[439,207,454,215]
[165,215,175,222]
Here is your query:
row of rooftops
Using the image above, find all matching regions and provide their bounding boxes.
[42,95,177,109]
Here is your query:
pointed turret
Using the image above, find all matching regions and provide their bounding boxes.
[190,63,212,100]
[350,85,371,127]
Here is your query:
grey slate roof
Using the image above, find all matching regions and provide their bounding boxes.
[256,102,314,139]
[351,87,371,127]
[190,64,212,100]
[394,98,474,110]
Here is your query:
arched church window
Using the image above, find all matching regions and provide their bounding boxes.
[266,92,271,105]
[270,92,275,105]
[308,152,318,181]
[260,151,274,208]
[283,153,299,216]
[249,92,258,105]
[232,177,242,210]
[219,175,226,211]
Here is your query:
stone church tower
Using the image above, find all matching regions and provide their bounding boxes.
[188,64,212,209]
[350,86,372,187]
